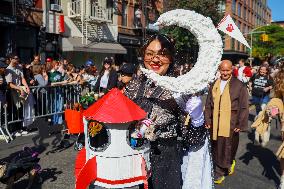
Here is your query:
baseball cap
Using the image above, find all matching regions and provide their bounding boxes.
[119,63,135,75]
[46,58,52,62]
[85,59,94,67]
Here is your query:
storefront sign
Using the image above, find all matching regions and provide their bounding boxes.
[48,13,64,34]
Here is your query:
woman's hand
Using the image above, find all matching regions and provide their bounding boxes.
[205,124,211,129]
[30,79,35,85]
[234,128,241,133]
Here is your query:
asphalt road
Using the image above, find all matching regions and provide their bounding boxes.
[0,111,282,189]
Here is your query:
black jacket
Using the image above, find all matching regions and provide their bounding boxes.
[94,69,118,92]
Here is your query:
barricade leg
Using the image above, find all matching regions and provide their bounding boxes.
[4,104,13,142]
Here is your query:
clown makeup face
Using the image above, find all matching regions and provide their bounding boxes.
[144,40,172,76]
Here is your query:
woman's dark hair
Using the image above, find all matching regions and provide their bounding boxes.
[99,57,113,76]
[32,65,42,75]
[258,64,270,76]
[141,34,175,61]
[141,34,176,76]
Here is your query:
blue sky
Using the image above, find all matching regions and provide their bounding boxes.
[268,0,284,21]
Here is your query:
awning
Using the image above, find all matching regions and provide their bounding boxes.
[62,37,127,54]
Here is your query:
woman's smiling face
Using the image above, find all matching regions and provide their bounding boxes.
[144,39,172,76]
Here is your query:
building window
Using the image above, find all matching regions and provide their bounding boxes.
[238,21,241,31]
[232,0,236,14]
[237,41,240,51]
[51,0,61,5]
[218,1,226,13]
[238,3,242,17]
[248,11,251,22]
[231,38,235,50]
[122,0,128,27]
[244,8,247,20]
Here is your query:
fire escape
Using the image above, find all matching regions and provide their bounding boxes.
[66,0,115,44]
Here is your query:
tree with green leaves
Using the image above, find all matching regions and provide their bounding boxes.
[160,0,225,64]
[252,24,284,60]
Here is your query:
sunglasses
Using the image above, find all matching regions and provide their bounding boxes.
[119,73,132,77]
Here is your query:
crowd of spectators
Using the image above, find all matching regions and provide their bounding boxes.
[0,53,283,138]
[0,54,130,137]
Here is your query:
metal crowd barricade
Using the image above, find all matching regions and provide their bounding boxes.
[1,83,92,143]
[0,103,11,143]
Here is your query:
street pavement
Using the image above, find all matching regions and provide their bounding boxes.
[0,111,282,189]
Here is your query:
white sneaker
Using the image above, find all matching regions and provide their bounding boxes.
[21,130,28,135]
[14,131,22,137]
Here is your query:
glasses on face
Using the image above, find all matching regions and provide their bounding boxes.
[144,49,170,61]
[13,57,19,60]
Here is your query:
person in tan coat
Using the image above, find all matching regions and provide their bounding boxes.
[204,60,249,184]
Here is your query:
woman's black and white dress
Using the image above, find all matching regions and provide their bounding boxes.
[125,74,213,189]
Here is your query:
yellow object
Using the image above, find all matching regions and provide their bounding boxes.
[251,98,283,136]
[88,121,103,137]
[212,79,231,140]
[260,34,269,42]
[214,176,225,184]
[229,160,236,175]
[276,142,284,159]
[184,114,190,126]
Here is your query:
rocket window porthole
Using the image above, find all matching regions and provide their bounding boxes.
[88,121,110,151]
[128,121,149,150]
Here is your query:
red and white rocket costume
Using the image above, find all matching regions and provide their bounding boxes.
[74,89,150,189]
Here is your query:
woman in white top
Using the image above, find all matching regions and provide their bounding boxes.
[94,58,118,94]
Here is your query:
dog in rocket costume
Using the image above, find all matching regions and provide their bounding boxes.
[74,88,150,189]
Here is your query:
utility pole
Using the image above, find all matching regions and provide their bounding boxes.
[41,0,49,64]
[141,0,146,43]
[248,30,265,66]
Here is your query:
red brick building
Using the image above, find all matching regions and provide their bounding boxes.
[116,0,161,65]
[222,0,271,61]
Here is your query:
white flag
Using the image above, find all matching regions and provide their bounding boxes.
[217,14,250,49]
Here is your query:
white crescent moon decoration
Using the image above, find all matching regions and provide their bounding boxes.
[140,9,223,95]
